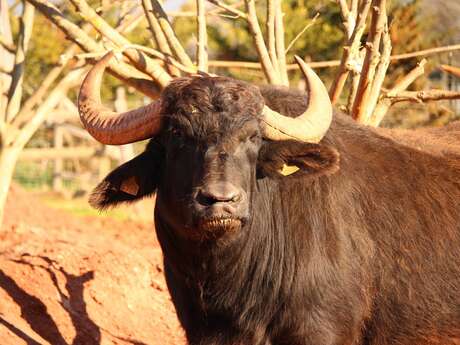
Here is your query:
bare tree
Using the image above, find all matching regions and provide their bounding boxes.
[25,0,460,108]
[329,0,460,126]
[0,1,87,227]
[1,0,458,228]
[0,0,149,228]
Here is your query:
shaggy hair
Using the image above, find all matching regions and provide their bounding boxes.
[161,76,265,142]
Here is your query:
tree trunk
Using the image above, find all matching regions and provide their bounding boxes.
[53,126,64,192]
[0,147,20,230]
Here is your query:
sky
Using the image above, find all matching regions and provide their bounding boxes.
[163,0,186,11]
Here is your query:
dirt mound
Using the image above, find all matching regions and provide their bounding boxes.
[0,185,186,345]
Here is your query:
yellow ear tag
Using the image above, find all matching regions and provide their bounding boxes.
[279,164,300,176]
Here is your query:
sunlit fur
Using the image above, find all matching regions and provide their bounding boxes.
[91,76,460,345]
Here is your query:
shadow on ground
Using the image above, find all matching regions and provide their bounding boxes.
[0,255,147,345]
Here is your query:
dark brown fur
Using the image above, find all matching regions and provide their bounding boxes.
[91,77,460,345]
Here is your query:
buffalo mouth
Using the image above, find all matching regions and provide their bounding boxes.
[198,217,242,233]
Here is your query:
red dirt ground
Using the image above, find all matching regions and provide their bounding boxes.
[0,185,187,345]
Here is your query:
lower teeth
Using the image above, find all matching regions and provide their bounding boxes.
[203,219,238,229]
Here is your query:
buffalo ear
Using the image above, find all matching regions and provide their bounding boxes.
[89,149,163,210]
[257,140,340,180]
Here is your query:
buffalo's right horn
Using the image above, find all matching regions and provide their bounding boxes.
[78,52,163,145]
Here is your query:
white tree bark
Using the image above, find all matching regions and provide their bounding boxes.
[0,147,20,229]
[0,0,14,123]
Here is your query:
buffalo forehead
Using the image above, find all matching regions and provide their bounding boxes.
[162,76,265,119]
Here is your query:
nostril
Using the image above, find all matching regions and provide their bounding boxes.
[197,185,243,205]
[231,193,242,202]
[218,151,228,159]
[199,192,219,206]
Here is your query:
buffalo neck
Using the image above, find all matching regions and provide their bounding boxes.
[153,176,344,326]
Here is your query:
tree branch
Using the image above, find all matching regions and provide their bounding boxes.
[0,65,11,74]
[389,59,427,96]
[208,59,343,70]
[387,90,460,103]
[266,0,278,77]
[330,0,371,104]
[351,0,387,123]
[0,33,15,53]
[441,64,460,79]
[11,45,80,130]
[72,45,197,74]
[26,0,99,52]
[26,0,163,97]
[208,44,460,72]
[196,0,208,72]
[141,0,180,76]
[370,59,427,126]
[69,0,171,86]
[360,21,391,124]
[285,13,319,54]
[12,67,87,150]
[5,1,34,123]
[391,44,460,61]
[149,0,194,68]
[337,0,350,26]
[0,0,14,129]
[274,0,288,85]
[207,0,247,19]
[244,0,279,84]
[116,8,145,34]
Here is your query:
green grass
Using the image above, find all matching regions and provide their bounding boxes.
[41,195,131,221]
[14,161,53,189]
[13,160,144,221]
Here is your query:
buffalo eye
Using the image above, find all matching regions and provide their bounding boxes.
[171,127,182,137]
[170,128,186,147]
[249,132,259,143]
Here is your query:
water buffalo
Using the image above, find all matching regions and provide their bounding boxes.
[78,53,460,345]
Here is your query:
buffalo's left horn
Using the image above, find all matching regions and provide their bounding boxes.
[78,52,163,145]
[261,56,333,143]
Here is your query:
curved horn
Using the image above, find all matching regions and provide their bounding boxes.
[78,51,163,145]
[261,56,333,143]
